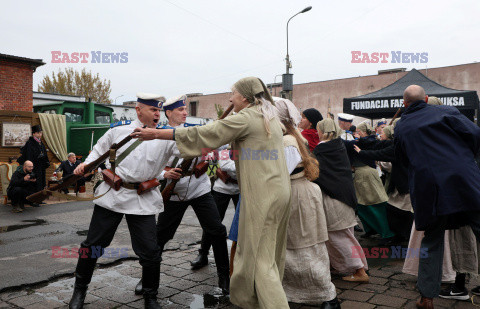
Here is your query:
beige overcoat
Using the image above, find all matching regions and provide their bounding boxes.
[176,107,291,309]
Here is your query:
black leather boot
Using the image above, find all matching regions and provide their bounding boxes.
[321,297,341,309]
[211,236,230,294]
[69,287,87,309]
[190,249,208,270]
[69,252,97,309]
[135,279,143,295]
[142,263,161,309]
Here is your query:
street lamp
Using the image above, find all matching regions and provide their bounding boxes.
[283,6,312,100]
[114,95,124,105]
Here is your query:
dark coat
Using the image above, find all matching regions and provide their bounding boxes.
[7,166,37,197]
[357,140,410,195]
[313,138,357,209]
[394,100,480,230]
[344,135,377,168]
[18,137,50,169]
[57,160,81,177]
[17,137,50,191]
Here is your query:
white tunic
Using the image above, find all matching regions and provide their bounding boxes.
[340,130,355,141]
[159,124,211,202]
[212,156,240,195]
[84,119,178,215]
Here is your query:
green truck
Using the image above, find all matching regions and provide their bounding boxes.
[34,101,113,159]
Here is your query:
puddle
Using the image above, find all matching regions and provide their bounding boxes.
[190,291,230,308]
[0,219,47,233]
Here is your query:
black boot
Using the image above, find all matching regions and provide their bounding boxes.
[69,287,87,309]
[190,249,208,270]
[321,297,341,309]
[142,263,161,309]
[135,279,143,295]
[69,252,97,309]
[211,236,230,294]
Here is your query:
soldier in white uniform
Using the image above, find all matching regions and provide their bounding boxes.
[190,146,240,269]
[69,93,175,309]
[338,113,356,141]
[134,95,230,295]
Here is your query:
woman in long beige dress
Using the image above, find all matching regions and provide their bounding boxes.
[275,98,339,308]
[133,77,291,309]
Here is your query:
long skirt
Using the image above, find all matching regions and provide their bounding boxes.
[402,222,456,282]
[357,202,395,239]
[283,243,337,305]
[326,227,368,275]
[283,176,334,304]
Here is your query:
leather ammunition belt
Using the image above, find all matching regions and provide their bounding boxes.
[122,182,142,190]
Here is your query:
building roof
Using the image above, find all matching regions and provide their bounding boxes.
[0,53,45,67]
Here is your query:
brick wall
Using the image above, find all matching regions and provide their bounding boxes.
[190,63,480,124]
[0,60,34,112]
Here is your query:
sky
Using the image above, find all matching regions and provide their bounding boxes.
[2,0,479,104]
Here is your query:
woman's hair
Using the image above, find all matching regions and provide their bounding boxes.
[320,131,336,142]
[283,121,319,181]
[250,93,276,138]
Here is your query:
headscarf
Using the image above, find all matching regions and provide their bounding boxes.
[316,118,342,139]
[356,121,374,135]
[233,77,277,137]
[302,108,323,129]
[273,97,301,127]
[428,96,443,106]
[382,125,394,140]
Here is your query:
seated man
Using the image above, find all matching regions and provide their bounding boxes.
[7,161,39,212]
[56,153,85,193]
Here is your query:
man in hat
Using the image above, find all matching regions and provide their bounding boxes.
[299,108,323,152]
[375,118,387,138]
[337,113,356,141]
[68,93,175,309]
[134,95,230,295]
[395,85,480,308]
[17,125,50,194]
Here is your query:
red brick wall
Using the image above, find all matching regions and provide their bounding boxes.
[0,60,34,112]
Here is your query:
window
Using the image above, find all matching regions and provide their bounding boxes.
[42,109,57,114]
[190,101,197,117]
[95,110,111,124]
[63,108,84,122]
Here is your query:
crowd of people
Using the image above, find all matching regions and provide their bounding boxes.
[10,77,477,309]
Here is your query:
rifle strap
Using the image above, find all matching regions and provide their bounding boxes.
[109,149,117,173]
[116,139,143,166]
[44,187,111,201]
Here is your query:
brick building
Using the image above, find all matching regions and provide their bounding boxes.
[0,53,45,111]
[185,62,480,125]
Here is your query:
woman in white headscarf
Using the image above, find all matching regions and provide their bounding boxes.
[275,98,340,308]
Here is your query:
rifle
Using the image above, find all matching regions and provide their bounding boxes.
[161,103,234,202]
[27,133,135,204]
[389,107,404,125]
